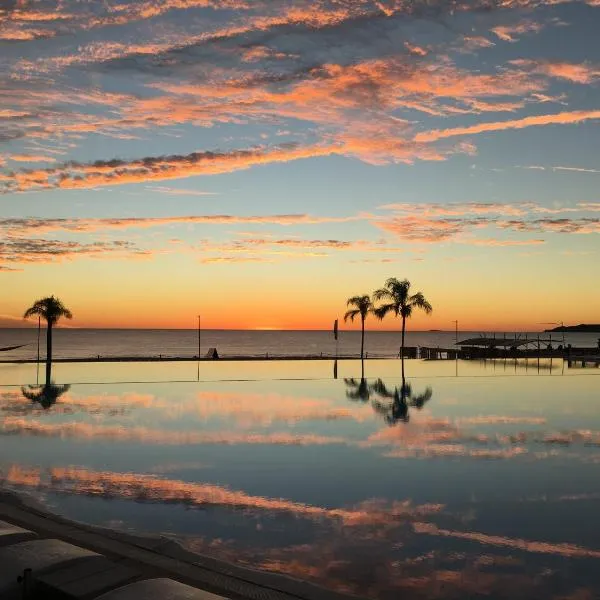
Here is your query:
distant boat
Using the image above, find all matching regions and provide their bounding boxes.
[0,344,27,352]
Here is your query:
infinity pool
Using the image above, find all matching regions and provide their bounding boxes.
[1,359,599,599]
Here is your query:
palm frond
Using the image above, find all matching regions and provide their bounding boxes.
[344,309,360,323]
[372,288,393,302]
[23,296,73,324]
[410,292,433,314]
[373,303,395,320]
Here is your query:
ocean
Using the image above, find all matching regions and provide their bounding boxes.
[1,328,597,361]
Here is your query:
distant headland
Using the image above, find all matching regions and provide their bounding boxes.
[544,324,600,333]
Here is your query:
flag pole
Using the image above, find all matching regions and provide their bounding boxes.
[333,318,339,379]
[197,314,201,359]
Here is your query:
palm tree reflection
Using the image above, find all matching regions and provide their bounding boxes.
[345,363,433,425]
[369,379,432,425]
[21,381,70,410]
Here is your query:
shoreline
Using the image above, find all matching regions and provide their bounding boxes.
[1,354,391,364]
[2,348,599,365]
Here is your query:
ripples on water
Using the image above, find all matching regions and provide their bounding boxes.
[0,359,599,600]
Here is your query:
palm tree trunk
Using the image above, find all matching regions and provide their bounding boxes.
[45,321,52,385]
[401,315,406,376]
[401,316,406,356]
[360,317,365,360]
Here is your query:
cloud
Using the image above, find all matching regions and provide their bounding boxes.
[0,144,338,194]
[375,216,486,242]
[145,186,220,196]
[7,154,57,163]
[512,60,600,84]
[491,21,544,42]
[415,110,600,142]
[377,202,535,217]
[456,238,545,246]
[0,237,143,265]
[200,256,275,264]
[498,218,600,234]
[552,166,600,174]
[374,202,600,243]
[0,213,362,236]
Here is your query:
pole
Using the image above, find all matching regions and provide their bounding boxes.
[454,320,458,344]
[197,315,201,359]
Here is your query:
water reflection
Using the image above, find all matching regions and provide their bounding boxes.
[21,383,70,410]
[345,360,433,425]
[370,379,433,425]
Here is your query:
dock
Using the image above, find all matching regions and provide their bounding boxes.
[567,355,600,368]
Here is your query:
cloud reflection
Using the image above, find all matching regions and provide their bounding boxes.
[0,464,442,526]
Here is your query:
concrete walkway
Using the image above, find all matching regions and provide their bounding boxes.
[0,491,361,600]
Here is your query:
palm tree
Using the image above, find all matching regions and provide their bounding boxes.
[373,278,432,362]
[344,295,374,360]
[24,296,72,384]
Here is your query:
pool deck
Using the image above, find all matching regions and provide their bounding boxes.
[0,491,362,600]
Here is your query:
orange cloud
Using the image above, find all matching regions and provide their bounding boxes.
[0,237,143,266]
[415,110,600,142]
[0,214,362,235]
[1,145,337,194]
[8,154,57,163]
[513,60,600,84]
[491,21,544,42]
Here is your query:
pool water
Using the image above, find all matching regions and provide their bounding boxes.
[1,359,599,599]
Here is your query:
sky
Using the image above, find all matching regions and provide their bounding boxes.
[0,0,599,331]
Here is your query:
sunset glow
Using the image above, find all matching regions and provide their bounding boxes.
[1,0,599,329]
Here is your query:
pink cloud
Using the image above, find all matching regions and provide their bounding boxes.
[415,110,600,142]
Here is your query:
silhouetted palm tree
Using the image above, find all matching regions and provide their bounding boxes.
[21,383,70,410]
[344,295,374,360]
[373,278,432,362]
[24,296,72,384]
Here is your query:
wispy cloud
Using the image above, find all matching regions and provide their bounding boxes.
[415,110,600,142]
[0,213,363,235]
[145,186,220,196]
[0,238,144,266]
[374,202,600,243]
[512,60,600,84]
[491,21,544,42]
[0,145,338,194]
